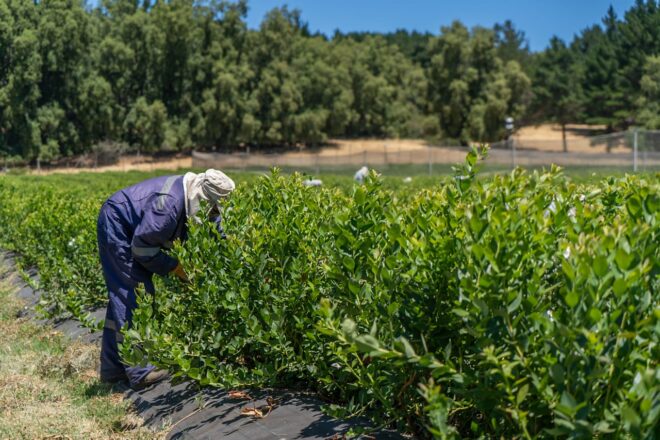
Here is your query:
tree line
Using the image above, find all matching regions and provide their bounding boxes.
[0,0,659,163]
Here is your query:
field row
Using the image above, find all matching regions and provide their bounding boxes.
[0,158,658,438]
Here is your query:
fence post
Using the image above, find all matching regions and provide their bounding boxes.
[633,129,638,172]
[510,136,516,169]
[428,147,432,176]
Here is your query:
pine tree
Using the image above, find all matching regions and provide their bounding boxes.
[636,55,660,129]
[574,7,626,129]
[532,37,583,152]
[493,20,530,69]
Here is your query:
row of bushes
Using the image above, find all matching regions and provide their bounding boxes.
[0,159,657,437]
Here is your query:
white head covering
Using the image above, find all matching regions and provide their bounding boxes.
[354,166,369,183]
[182,169,235,219]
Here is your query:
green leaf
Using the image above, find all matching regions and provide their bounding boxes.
[354,334,381,353]
[508,291,523,313]
[451,308,470,318]
[348,279,361,295]
[562,260,575,282]
[626,195,642,217]
[549,364,565,385]
[394,336,417,359]
[516,384,529,405]
[557,391,577,416]
[342,256,355,272]
[341,319,357,336]
[588,308,602,322]
[612,278,627,297]
[615,248,634,271]
[565,290,579,308]
[593,256,609,278]
[621,405,641,428]
[466,150,477,167]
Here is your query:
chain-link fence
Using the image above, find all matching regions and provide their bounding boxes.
[193,129,660,175]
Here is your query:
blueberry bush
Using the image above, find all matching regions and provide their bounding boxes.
[0,158,657,438]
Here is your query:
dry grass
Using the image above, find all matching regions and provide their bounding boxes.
[512,123,628,153]
[31,155,192,176]
[0,267,166,440]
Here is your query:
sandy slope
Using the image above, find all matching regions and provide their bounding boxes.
[512,123,628,153]
[31,155,192,175]
[23,124,631,175]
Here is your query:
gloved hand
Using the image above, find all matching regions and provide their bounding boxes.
[171,262,189,282]
[210,214,227,240]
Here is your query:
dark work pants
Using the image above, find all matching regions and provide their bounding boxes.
[97,204,154,387]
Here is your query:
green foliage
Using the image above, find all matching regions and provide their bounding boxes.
[637,55,660,129]
[493,20,530,67]
[572,8,626,128]
[123,97,169,154]
[127,160,657,438]
[531,37,583,151]
[3,1,660,161]
[426,22,529,143]
[0,0,532,162]
[0,163,658,437]
[532,2,660,129]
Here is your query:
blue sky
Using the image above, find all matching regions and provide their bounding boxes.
[244,0,635,51]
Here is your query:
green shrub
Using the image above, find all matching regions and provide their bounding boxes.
[0,159,657,438]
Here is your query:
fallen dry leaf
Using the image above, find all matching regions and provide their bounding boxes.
[262,396,278,417]
[240,406,263,418]
[228,390,252,400]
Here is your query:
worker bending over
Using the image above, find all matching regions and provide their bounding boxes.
[97,169,235,389]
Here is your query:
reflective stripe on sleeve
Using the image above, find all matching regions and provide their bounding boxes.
[156,176,179,210]
[131,244,161,257]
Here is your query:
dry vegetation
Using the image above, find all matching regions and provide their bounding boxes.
[25,123,626,176]
[0,267,166,440]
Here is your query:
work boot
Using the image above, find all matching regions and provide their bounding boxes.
[131,369,170,391]
[100,371,128,385]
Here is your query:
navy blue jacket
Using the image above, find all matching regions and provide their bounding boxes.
[104,175,187,280]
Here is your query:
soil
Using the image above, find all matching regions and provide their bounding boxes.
[512,123,628,153]
[31,154,192,175]
[19,124,633,175]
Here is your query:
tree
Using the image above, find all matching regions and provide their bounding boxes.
[3,0,658,162]
[36,0,101,158]
[335,29,433,67]
[338,36,425,138]
[427,22,530,143]
[616,0,660,116]
[532,37,583,152]
[123,97,169,154]
[636,55,660,129]
[573,7,627,129]
[493,20,530,68]
[0,28,42,160]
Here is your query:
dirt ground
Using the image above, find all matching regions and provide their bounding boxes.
[32,155,193,175]
[512,123,628,153]
[513,123,608,141]
[21,123,632,175]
